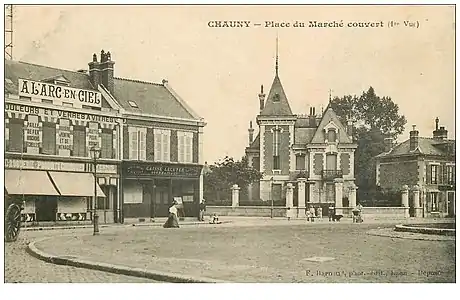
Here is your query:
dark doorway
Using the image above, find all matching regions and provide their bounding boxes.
[36,196,57,222]
[154,179,170,217]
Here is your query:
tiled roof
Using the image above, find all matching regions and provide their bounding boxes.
[113,77,196,119]
[259,75,293,116]
[4,60,95,94]
[378,137,455,158]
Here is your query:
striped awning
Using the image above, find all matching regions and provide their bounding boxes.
[48,172,106,197]
[5,170,59,195]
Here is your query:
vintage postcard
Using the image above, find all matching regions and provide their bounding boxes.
[2,2,456,290]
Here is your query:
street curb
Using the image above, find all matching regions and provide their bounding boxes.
[27,236,229,283]
[22,221,226,232]
[366,228,456,241]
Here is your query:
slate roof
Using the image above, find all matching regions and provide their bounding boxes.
[377,137,455,158]
[5,59,200,121]
[259,75,293,116]
[112,78,196,119]
[310,104,353,144]
[4,60,95,94]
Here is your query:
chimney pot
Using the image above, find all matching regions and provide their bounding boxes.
[92,53,97,62]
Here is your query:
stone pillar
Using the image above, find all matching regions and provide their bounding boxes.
[286,183,294,208]
[231,184,240,207]
[401,185,409,218]
[348,182,357,208]
[334,178,344,215]
[412,185,422,218]
[297,178,307,218]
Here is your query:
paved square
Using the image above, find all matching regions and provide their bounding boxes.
[33,222,455,283]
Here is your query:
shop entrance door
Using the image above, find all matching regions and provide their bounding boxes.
[154,180,170,217]
[447,191,455,217]
[36,196,57,222]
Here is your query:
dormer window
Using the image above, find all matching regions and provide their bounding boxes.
[273,93,280,102]
[128,100,138,108]
[327,129,337,143]
[41,75,71,87]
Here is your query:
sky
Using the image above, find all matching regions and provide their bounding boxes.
[8,5,455,164]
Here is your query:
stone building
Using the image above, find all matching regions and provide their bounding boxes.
[245,54,357,215]
[4,50,206,225]
[375,119,455,217]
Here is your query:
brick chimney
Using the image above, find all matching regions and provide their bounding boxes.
[409,125,419,151]
[88,53,101,89]
[248,121,254,146]
[384,137,393,152]
[258,85,266,112]
[99,50,115,94]
[308,107,316,127]
[433,117,448,140]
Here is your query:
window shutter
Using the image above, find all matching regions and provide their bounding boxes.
[426,165,431,184]
[186,134,192,163]
[154,130,162,161]
[178,133,185,162]
[130,130,138,160]
[163,132,170,162]
[139,129,146,160]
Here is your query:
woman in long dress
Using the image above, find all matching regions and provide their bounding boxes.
[164,201,180,228]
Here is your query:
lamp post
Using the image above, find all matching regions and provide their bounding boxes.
[270,177,274,218]
[90,146,101,236]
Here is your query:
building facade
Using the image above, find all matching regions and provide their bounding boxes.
[375,119,455,217]
[4,50,206,224]
[245,59,357,215]
[5,58,122,224]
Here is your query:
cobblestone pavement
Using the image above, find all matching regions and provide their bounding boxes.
[4,229,159,283]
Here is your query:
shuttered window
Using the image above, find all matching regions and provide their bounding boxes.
[101,129,113,159]
[73,126,86,157]
[128,127,146,160]
[8,119,24,153]
[41,122,56,155]
[154,128,171,162]
[178,131,193,163]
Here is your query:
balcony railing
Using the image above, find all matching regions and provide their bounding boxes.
[322,170,343,181]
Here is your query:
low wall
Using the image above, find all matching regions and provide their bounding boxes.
[208,206,409,219]
[207,206,288,217]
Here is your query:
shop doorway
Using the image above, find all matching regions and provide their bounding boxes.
[447,191,455,217]
[36,196,57,222]
[154,180,170,217]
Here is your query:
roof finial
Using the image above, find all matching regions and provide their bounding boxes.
[275,33,279,76]
[329,89,332,103]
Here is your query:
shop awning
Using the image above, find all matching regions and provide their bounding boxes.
[5,170,60,196]
[48,172,106,197]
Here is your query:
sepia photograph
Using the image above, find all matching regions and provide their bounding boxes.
[2,1,456,289]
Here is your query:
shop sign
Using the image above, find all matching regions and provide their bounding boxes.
[5,158,117,174]
[5,102,119,124]
[19,78,102,108]
[124,163,202,178]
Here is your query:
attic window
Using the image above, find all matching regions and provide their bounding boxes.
[128,100,138,108]
[273,93,280,102]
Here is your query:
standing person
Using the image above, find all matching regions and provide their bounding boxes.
[199,199,206,221]
[163,200,180,228]
[309,206,316,222]
[328,204,335,222]
[305,206,312,222]
[317,206,323,221]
